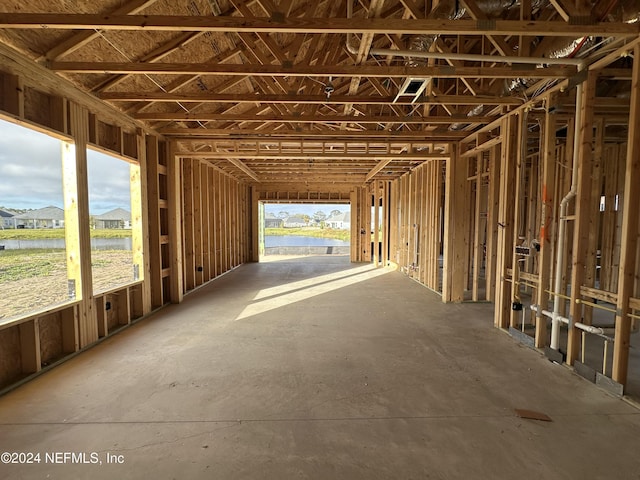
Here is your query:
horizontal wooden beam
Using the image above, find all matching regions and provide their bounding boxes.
[100,92,524,106]
[2,14,637,36]
[137,113,496,123]
[365,159,393,182]
[161,128,467,139]
[176,150,448,160]
[52,62,576,79]
[227,158,260,182]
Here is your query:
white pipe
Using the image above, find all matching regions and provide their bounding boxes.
[550,76,584,350]
[531,304,568,324]
[574,322,604,336]
[369,48,585,66]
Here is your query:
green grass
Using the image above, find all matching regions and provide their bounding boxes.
[0,249,66,281]
[0,228,132,240]
[265,227,350,242]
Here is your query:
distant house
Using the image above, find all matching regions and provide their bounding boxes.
[283,215,307,228]
[0,208,17,229]
[325,212,350,230]
[264,213,283,228]
[13,206,65,229]
[94,208,131,229]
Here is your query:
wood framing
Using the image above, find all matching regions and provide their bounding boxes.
[1,0,640,397]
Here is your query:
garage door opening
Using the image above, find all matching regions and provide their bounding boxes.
[259,202,350,260]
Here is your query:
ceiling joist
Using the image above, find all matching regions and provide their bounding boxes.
[1,14,636,37]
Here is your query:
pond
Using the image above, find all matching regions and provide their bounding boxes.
[265,235,349,247]
[0,238,132,250]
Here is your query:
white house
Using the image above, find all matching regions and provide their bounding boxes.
[0,208,17,229]
[94,208,131,229]
[13,206,65,229]
[264,212,283,228]
[325,212,350,230]
[283,215,307,228]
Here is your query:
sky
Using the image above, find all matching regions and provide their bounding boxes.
[0,119,132,214]
[0,119,350,217]
[264,203,350,218]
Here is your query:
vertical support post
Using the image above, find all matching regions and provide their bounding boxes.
[535,94,557,348]
[510,112,527,328]
[494,116,518,327]
[472,154,483,301]
[382,180,390,267]
[182,158,195,291]
[613,45,640,386]
[64,102,96,347]
[167,142,184,303]
[132,131,150,312]
[373,181,380,266]
[193,161,203,286]
[583,118,605,325]
[567,70,597,365]
[251,186,260,262]
[145,135,163,308]
[485,144,501,301]
[443,143,468,302]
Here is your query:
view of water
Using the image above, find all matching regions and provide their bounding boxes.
[265,235,349,247]
[0,238,132,250]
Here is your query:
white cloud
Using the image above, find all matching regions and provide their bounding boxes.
[0,119,132,212]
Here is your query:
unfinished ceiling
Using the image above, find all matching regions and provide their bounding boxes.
[0,0,638,189]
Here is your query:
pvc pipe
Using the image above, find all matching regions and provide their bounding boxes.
[531,304,568,324]
[550,77,584,350]
[574,322,605,336]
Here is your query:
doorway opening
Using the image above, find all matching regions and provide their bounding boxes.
[258,202,351,261]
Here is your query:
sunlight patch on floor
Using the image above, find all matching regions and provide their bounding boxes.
[236,265,391,321]
[252,263,379,301]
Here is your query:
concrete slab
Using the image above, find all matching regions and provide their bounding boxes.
[0,256,639,479]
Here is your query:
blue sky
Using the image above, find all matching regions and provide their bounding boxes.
[0,119,131,214]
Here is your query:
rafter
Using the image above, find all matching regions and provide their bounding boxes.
[38,0,160,61]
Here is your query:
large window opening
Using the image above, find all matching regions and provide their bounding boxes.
[259,202,350,259]
[0,119,72,321]
[87,148,143,293]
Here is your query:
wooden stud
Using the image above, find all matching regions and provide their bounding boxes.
[60,307,79,353]
[509,113,526,328]
[202,164,211,282]
[494,116,518,327]
[472,154,483,301]
[65,102,96,347]
[182,158,195,291]
[535,95,557,348]
[613,46,640,386]
[19,321,41,374]
[211,167,218,277]
[443,143,469,302]
[167,142,184,303]
[583,118,605,325]
[193,160,203,286]
[567,70,597,365]
[145,135,163,308]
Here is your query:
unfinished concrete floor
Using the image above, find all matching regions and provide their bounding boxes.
[1,255,639,480]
